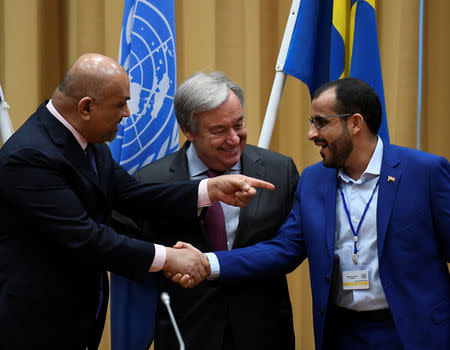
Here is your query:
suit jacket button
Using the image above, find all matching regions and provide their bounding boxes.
[319,307,324,315]
[324,275,330,282]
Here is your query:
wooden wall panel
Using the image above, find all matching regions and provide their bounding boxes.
[2,0,40,129]
[422,0,450,159]
[378,0,420,149]
[0,0,448,349]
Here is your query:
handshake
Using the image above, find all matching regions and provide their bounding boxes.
[159,174,276,287]
[162,242,211,288]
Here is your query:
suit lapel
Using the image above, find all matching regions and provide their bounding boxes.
[64,139,100,183]
[175,142,213,247]
[323,168,338,261]
[377,145,401,258]
[234,147,265,247]
[37,103,105,195]
[90,143,110,195]
[168,142,191,180]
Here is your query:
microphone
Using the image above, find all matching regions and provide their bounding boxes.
[161,292,185,350]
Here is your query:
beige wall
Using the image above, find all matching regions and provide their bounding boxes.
[1,0,449,349]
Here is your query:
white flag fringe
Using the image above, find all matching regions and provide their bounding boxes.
[0,84,14,144]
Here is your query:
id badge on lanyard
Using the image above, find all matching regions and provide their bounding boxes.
[339,180,378,291]
[341,267,370,290]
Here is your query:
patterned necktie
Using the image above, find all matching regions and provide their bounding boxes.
[204,169,228,251]
[85,143,98,177]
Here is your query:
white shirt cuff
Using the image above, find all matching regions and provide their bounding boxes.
[198,178,212,207]
[205,252,220,279]
[149,244,166,272]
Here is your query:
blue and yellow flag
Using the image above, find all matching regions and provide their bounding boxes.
[283,0,389,142]
[109,0,178,349]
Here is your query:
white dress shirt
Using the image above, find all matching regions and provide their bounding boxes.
[332,136,389,311]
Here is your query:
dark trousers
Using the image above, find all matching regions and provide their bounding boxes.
[222,322,235,350]
[323,305,404,350]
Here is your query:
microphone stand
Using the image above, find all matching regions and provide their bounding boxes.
[161,292,185,350]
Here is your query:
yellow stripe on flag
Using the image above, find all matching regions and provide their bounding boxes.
[365,0,376,10]
[347,2,357,78]
[332,0,349,41]
[332,0,350,78]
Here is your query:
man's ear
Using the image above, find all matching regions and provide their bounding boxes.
[78,97,93,121]
[183,127,194,142]
[350,113,364,136]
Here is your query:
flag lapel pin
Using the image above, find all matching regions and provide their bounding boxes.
[387,176,396,183]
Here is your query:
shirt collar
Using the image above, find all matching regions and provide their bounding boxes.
[46,99,88,150]
[338,136,383,184]
[186,143,241,178]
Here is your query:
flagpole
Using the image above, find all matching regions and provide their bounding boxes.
[416,0,424,150]
[0,83,14,144]
[258,72,286,149]
[257,0,301,149]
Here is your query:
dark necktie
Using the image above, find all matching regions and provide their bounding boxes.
[84,143,103,319]
[86,144,102,318]
[204,169,228,251]
[85,143,98,177]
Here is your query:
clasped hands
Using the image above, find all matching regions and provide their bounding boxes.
[162,174,275,288]
[163,242,209,288]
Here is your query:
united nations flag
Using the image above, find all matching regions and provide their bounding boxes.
[109,1,178,349]
[110,0,178,175]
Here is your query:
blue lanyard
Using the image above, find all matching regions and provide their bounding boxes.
[339,179,379,264]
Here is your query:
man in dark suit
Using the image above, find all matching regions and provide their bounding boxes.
[0,54,273,349]
[190,78,450,350]
[116,72,299,350]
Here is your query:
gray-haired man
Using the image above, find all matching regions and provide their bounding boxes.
[115,71,299,350]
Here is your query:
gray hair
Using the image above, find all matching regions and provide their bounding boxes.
[174,71,244,132]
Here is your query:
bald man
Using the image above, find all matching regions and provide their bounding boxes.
[0,53,273,349]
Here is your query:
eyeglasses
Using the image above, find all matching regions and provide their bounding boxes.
[308,113,353,130]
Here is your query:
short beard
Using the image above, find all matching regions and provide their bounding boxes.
[104,130,118,142]
[323,126,353,169]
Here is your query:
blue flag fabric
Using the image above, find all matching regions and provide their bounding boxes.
[109,0,178,349]
[283,0,389,143]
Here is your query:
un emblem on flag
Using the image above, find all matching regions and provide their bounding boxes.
[114,0,179,174]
